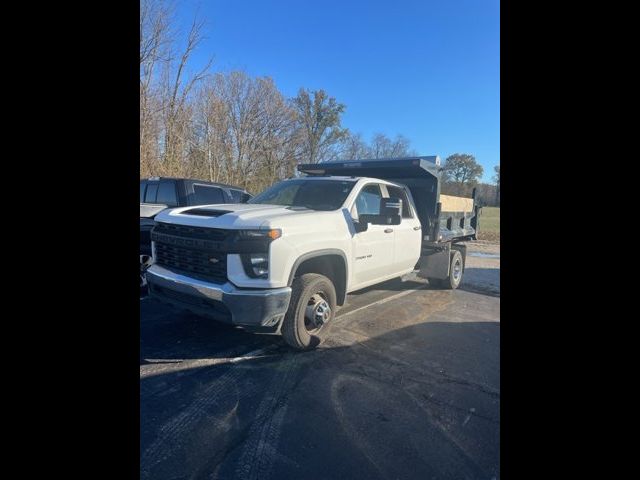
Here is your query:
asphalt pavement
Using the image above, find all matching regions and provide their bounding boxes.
[140,243,500,480]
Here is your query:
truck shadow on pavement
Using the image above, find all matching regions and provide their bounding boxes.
[348,269,500,297]
[140,297,500,480]
[140,309,281,365]
[459,267,500,297]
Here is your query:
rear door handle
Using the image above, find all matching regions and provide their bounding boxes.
[413,226,421,230]
[384,228,394,233]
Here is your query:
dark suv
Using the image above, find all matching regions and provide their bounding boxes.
[140,177,252,290]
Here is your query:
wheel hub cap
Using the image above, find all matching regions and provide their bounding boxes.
[453,259,462,282]
[305,294,331,329]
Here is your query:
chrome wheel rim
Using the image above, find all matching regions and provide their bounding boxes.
[452,258,462,283]
[304,293,332,333]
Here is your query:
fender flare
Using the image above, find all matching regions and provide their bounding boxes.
[287,249,349,305]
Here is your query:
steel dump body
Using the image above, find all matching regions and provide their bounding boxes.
[297,156,480,245]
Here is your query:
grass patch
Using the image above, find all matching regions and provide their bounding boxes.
[477,207,500,242]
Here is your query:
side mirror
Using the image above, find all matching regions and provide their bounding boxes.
[353,197,403,231]
[361,197,402,226]
[240,193,252,203]
[354,220,369,233]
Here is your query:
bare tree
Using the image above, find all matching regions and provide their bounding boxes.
[139,2,426,195]
[140,0,175,177]
[140,0,212,178]
[337,132,417,160]
[189,72,300,193]
[368,133,416,158]
[338,131,369,160]
[292,89,348,164]
[159,14,213,176]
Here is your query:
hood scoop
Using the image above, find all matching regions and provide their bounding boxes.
[182,208,232,217]
[285,206,311,211]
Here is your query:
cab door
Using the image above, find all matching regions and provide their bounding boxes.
[350,183,395,286]
[384,184,422,274]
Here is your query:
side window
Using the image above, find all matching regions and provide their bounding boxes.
[145,183,159,203]
[140,182,147,203]
[229,189,243,203]
[353,184,383,218]
[386,185,413,218]
[156,181,178,207]
[193,185,225,204]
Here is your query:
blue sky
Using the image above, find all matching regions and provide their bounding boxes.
[176,0,499,182]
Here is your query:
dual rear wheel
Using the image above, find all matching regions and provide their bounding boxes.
[428,249,464,290]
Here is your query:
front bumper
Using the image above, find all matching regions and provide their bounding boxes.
[147,264,291,329]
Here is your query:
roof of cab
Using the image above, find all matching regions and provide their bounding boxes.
[141,177,248,191]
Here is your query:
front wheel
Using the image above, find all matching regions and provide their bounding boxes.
[282,273,337,350]
[429,249,464,290]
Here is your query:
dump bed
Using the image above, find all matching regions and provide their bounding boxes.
[297,156,480,244]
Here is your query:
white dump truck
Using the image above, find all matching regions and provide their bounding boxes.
[147,156,480,350]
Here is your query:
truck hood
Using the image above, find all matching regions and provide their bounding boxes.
[154,203,324,229]
[140,203,168,219]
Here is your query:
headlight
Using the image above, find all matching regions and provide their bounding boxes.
[237,229,281,240]
[250,253,269,277]
[242,252,270,278]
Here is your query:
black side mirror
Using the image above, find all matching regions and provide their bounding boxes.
[240,193,252,203]
[354,220,369,233]
[381,197,402,219]
[363,197,402,225]
[354,197,403,231]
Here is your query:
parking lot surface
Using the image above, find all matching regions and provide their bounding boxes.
[140,243,500,479]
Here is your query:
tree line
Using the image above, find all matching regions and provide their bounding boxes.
[140,0,499,204]
[440,154,500,206]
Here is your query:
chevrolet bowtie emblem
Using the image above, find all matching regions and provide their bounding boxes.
[209,258,220,264]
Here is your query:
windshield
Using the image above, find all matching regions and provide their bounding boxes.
[248,179,356,211]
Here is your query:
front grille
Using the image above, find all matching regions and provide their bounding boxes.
[153,222,230,242]
[153,222,229,283]
[155,242,227,283]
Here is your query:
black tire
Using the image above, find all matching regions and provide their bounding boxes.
[429,249,464,290]
[282,273,337,350]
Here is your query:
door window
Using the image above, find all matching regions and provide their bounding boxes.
[193,185,225,204]
[156,181,178,207]
[353,184,383,219]
[144,183,159,203]
[386,185,413,218]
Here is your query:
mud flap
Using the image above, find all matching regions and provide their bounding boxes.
[417,243,451,280]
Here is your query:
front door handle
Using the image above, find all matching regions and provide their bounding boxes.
[413,225,421,231]
[384,228,394,233]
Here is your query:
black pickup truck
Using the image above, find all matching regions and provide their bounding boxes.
[140,177,252,290]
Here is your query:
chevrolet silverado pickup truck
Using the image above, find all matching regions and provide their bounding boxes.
[140,177,252,290]
[146,157,480,350]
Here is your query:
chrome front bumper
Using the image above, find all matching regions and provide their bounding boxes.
[146,264,292,329]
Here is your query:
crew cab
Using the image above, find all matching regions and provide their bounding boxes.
[140,177,252,289]
[146,157,480,350]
